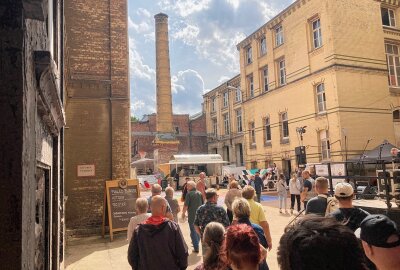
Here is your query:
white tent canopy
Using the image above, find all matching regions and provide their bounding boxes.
[164,154,229,165]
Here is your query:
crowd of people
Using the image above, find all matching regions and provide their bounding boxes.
[126,171,400,270]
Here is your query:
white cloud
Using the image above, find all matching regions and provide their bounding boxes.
[129,37,155,81]
[137,8,151,18]
[172,24,200,46]
[218,76,230,83]
[159,0,211,17]
[128,16,152,33]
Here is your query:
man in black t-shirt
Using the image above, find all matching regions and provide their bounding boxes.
[330,182,369,232]
[305,177,330,216]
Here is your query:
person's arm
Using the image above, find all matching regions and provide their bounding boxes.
[260,221,272,250]
[181,205,188,219]
[301,181,309,202]
[127,228,140,269]
[175,225,189,269]
[194,225,201,236]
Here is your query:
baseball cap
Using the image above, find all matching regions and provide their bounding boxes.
[355,214,400,248]
[334,182,353,197]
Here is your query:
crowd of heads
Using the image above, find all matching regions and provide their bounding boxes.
[128,171,400,270]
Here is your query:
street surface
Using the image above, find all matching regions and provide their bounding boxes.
[65,189,297,270]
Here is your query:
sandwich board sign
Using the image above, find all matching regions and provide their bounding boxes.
[102,179,140,241]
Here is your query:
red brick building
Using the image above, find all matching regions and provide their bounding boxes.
[132,113,208,163]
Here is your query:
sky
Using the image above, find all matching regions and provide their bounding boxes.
[128,0,294,119]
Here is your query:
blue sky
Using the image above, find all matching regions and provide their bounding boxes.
[128,0,294,118]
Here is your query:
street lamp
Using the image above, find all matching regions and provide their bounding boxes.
[296,126,307,146]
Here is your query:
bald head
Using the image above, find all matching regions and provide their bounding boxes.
[199,172,206,180]
[150,195,167,216]
[151,184,162,195]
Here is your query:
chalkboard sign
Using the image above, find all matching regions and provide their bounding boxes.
[102,179,140,241]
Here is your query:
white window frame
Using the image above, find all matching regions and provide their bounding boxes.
[250,122,256,145]
[281,112,289,139]
[246,46,253,64]
[212,118,218,136]
[236,109,242,133]
[265,117,271,142]
[235,87,242,102]
[312,18,322,49]
[248,75,254,98]
[320,130,331,160]
[278,59,286,86]
[262,66,269,92]
[260,36,267,56]
[223,92,229,108]
[223,114,230,135]
[275,25,284,47]
[382,7,396,27]
[211,97,216,112]
[386,43,400,87]
[316,83,327,113]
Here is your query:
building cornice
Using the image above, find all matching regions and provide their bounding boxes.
[203,74,240,97]
[236,0,311,50]
[375,0,400,6]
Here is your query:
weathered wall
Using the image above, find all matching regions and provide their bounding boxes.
[0,0,65,269]
[64,0,130,232]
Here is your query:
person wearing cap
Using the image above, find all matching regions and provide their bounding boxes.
[330,182,370,232]
[356,214,400,270]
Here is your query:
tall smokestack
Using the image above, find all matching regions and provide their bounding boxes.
[154,13,173,134]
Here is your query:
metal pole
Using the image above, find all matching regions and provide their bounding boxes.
[327,163,334,195]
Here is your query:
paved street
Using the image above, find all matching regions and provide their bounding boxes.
[65,189,298,270]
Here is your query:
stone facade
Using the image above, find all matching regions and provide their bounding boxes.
[236,0,399,177]
[0,0,65,269]
[64,0,130,233]
[203,75,245,167]
[131,113,207,172]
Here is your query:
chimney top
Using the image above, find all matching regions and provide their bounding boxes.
[154,13,168,19]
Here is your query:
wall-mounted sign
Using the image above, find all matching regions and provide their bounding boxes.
[77,164,95,177]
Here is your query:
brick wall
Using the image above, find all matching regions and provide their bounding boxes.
[131,113,208,160]
[64,0,130,232]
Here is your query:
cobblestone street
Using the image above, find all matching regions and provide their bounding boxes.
[65,189,295,270]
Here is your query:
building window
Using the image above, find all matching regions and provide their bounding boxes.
[236,109,242,132]
[264,117,271,142]
[320,130,331,160]
[235,86,242,102]
[260,36,267,56]
[249,122,256,145]
[278,59,286,86]
[275,25,284,47]
[382,7,396,27]
[394,109,400,121]
[311,18,322,49]
[248,75,254,98]
[262,66,269,92]
[316,83,327,113]
[223,114,230,135]
[175,126,180,134]
[212,118,218,136]
[386,44,400,87]
[223,92,229,108]
[246,46,252,64]
[211,97,216,112]
[280,112,289,138]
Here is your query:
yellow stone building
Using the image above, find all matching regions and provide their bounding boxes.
[236,0,400,175]
[203,75,245,166]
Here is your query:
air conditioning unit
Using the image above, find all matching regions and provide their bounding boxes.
[376,170,400,207]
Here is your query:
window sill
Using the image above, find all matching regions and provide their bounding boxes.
[264,141,272,147]
[309,45,324,57]
[316,111,327,117]
[250,143,257,149]
[274,43,284,49]
[389,87,400,95]
[258,53,267,59]
[280,138,290,145]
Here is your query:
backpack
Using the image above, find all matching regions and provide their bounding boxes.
[325,197,339,216]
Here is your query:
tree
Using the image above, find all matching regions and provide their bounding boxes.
[131,115,139,122]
